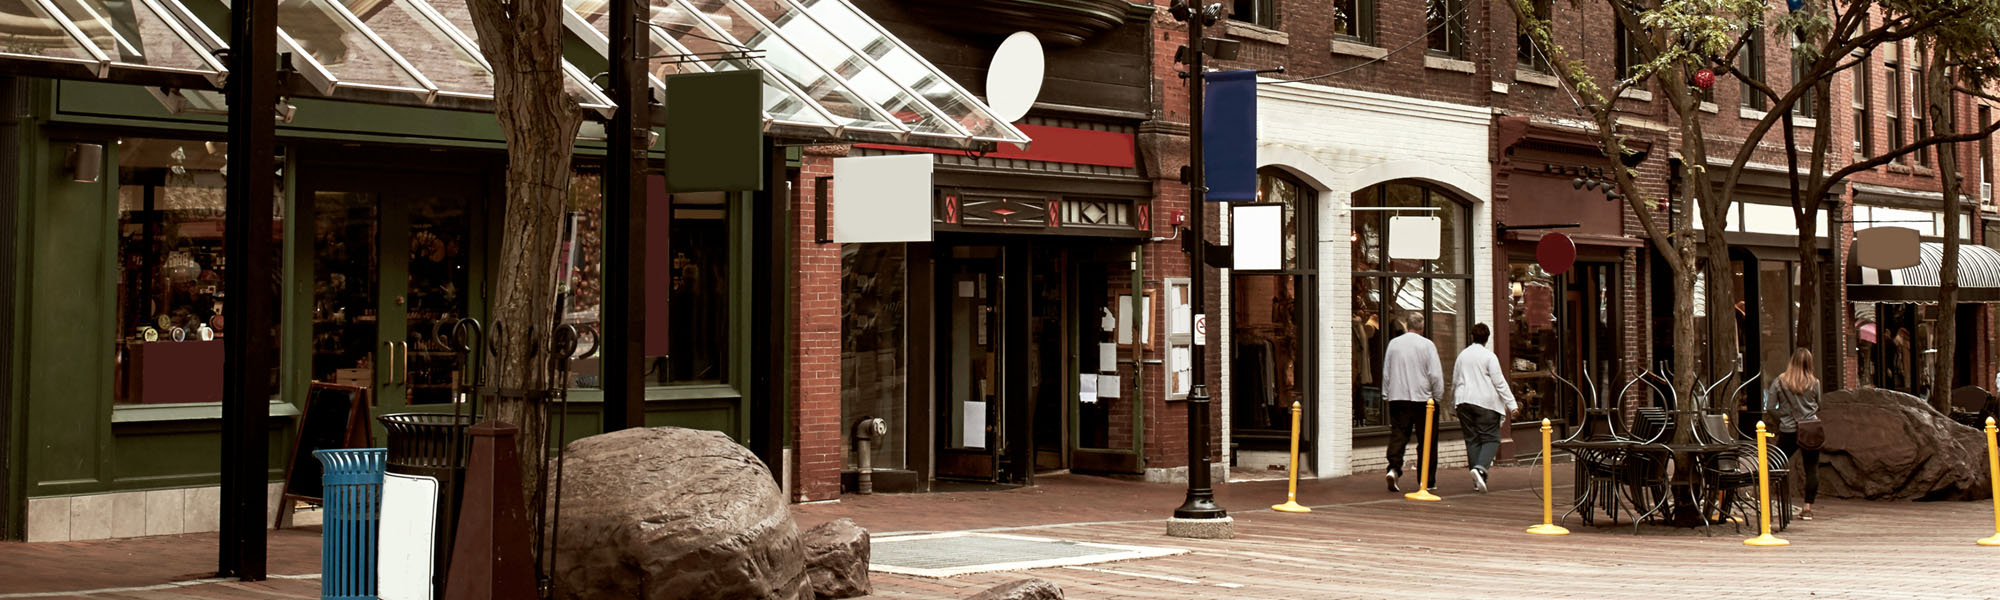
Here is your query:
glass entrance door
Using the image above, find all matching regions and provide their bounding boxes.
[1506,260,1616,451]
[936,247,1003,481]
[307,170,482,416]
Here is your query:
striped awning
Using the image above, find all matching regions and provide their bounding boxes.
[1848,242,2000,303]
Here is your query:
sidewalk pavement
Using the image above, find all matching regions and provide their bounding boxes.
[800,465,2000,599]
[4,463,1995,599]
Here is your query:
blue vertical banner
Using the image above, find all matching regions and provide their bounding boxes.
[1204,70,1259,202]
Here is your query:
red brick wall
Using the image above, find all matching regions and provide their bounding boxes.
[791,147,848,502]
[1144,2,1222,471]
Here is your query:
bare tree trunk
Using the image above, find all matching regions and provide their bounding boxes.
[465,0,584,560]
[1931,47,1962,414]
[1684,126,1739,407]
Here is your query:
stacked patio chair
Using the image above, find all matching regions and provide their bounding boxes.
[1702,440,1792,533]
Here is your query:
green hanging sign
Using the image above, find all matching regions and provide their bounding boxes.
[664,70,765,192]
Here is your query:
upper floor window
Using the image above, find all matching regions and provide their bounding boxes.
[1914,52,1931,165]
[1854,58,1873,159]
[1614,21,1645,79]
[1792,35,1816,118]
[1334,0,1377,45]
[1231,0,1274,28]
[1517,0,1551,72]
[1740,29,1767,111]
[1427,0,1467,60]
[1886,42,1904,153]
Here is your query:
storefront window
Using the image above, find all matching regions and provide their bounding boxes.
[561,177,731,388]
[1508,263,1559,422]
[841,244,907,470]
[1351,181,1473,429]
[114,138,280,404]
[1233,170,1316,440]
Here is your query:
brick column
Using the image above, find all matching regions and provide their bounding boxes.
[791,146,847,502]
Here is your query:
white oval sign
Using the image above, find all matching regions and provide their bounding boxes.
[985,31,1045,123]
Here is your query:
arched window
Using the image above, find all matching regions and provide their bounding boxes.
[1350,181,1474,430]
[1229,169,1317,442]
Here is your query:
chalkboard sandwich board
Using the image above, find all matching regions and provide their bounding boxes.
[275,382,374,528]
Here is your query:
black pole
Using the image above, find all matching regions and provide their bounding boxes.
[1173,1,1225,522]
[220,0,275,580]
[602,0,649,432]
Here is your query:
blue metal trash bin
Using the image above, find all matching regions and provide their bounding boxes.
[316,448,386,600]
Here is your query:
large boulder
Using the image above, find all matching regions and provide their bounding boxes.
[1819,388,1992,501]
[551,427,813,600]
[801,518,869,599]
[967,578,1064,600]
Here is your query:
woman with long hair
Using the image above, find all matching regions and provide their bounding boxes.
[1766,348,1823,520]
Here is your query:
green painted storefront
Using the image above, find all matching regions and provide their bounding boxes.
[0,77,757,540]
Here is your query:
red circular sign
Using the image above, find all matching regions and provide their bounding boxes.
[1536,232,1577,275]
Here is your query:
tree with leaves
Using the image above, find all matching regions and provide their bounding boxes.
[1510,0,2000,428]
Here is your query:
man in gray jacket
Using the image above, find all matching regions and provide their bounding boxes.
[1382,315,1442,493]
[1452,323,1516,493]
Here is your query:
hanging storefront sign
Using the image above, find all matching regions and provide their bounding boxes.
[1536,232,1577,275]
[664,70,765,193]
[1232,203,1284,270]
[831,154,936,243]
[1855,226,1921,270]
[1203,70,1258,202]
[985,32,1045,124]
[1387,215,1442,260]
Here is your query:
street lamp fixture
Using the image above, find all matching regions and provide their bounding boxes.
[1165,0,1232,540]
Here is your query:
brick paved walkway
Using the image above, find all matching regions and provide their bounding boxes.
[800,467,2000,599]
[3,465,1994,598]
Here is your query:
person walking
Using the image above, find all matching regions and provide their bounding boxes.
[1452,323,1516,493]
[1766,348,1824,521]
[1382,315,1443,493]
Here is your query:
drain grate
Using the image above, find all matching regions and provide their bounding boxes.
[870,532,1187,578]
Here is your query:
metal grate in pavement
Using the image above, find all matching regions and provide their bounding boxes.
[869,532,1187,578]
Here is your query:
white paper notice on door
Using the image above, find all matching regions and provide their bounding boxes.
[1098,343,1118,372]
[1099,375,1121,398]
[963,401,987,449]
[1078,375,1099,404]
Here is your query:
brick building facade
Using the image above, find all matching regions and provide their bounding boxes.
[779,0,2000,502]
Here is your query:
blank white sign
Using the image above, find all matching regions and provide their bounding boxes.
[1388,216,1442,261]
[832,154,934,243]
[1232,204,1283,270]
[379,473,439,600]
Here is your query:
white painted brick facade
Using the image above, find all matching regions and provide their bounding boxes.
[1234,79,1493,479]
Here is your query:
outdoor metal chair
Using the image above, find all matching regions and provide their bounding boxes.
[1702,441,1791,534]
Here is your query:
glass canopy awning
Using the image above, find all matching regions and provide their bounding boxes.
[562,0,1028,148]
[0,0,1028,149]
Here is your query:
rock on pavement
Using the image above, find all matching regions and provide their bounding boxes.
[801,518,869,599]
[968,578,1064,600]
[550,427,813,599]
[1818,388,1992,501]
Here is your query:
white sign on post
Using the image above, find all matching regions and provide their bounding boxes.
[1232,204,1284,270]
[1388,215,1443,260]
[379,473,440,600]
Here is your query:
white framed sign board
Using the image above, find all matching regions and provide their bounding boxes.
[379,473,440,600]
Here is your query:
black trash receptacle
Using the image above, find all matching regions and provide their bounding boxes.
[379,413,472,595]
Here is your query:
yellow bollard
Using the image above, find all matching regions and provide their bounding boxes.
[1980,417,1999,546]
[1273,401,1311,513]
[1405,399,1442,502]
[1744,421,1790,547]
[1526,418,1569,535]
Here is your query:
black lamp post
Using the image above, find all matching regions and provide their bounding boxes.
[1167,0,1230,537]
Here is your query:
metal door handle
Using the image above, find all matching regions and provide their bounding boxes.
[397,341,410,386]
